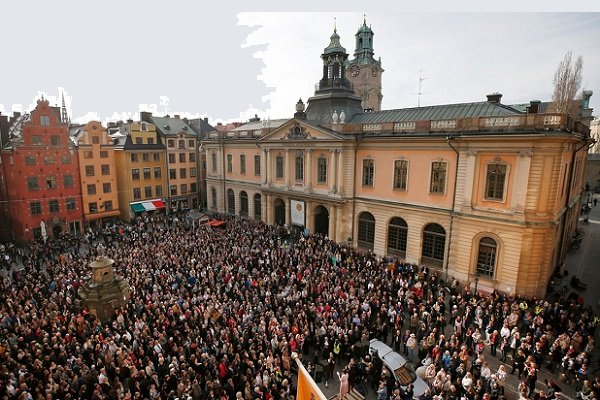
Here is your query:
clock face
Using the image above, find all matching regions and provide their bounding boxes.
[350,65,360,77]
[371,69,378,77]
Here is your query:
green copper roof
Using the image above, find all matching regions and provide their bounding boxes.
[323,29,346,55]
[357,19,373,35]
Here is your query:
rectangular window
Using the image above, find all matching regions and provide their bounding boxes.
[27,177,39,191]
[45,176,57,189]
[188,139,194,147]
[104,200,113,211]
[254,155,261,176]
[49,200,59,213]
[189,153,196,163]
[154,167,161,178]
[50,135,60,146]
[142,153,149,162]
[92,136,100,144]
[227,154,232,173]
[169,169,177,180]
[317,157,327,184]
[135,137,143,144]
[430,161,447,194]
[99,151,109,158]
[153,153,160,161]
[83,151,93,159]
[130,153,138,162]
[190,167,197,177]
[485,163,508,200]
[240,155,246,174]
[101,164,110,175]
[145,186,152,198]
[30,202,42,215]
[143,167,151,179]
[295,153,304,181]
[155,185,163,197]
[180,168,186,179]
[63,175,74,188]
[179,153,186,163]
[40,116,50,126]
[32,135,43,146]
[362,159,374,187]
[66,198,76,211]
[169,154,176,164]
[87,184,96,195]
[89,202,98,213]
[44,156,55,165]
[393,160,408,190]
[212,152,217,171]
[133,188,141,200]
[170,185,177,196]
[132,169,140,180]
[168,140,175,148]
[178,140,185,149]
[276,156,284,179]
[190,182,197,193]
[85,165,95,176]
[103,183,112,193]
[180,184,187,194]
[25,156,36,165]
[147,138,154,144]
[61,155,71,164]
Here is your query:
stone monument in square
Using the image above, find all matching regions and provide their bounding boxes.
[79,244,130,322]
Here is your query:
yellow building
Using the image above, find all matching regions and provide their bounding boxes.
[114,121,167,221]
[203,26,594,297]
[72,121,120,226]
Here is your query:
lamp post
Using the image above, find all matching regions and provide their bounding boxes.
[474,271,481,293]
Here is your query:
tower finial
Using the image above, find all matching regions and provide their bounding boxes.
[364,14,367,24]
[61,90,68,124]
[334,17,337,33]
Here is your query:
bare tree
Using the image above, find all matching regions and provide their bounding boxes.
[551,51,583,117]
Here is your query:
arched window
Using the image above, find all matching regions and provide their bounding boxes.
[422,223,446,267]
[254,193,262,221]
[240,191,248,217]
[387,217,408,257]
[357,212,375,250]
[211,187,217,209]
[227,189,235,214]
[477,237,497,277]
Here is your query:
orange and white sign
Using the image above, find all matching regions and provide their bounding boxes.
[295,356,327,400]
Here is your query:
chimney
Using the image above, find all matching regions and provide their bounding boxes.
[126,119,133,123]
[486,93,503,103]
[204,117,208,123]
[174,114,180,119]
[527,100,541,114]
[248,114,260,122]
[140,111,152,123]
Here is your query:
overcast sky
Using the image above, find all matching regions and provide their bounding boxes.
[0,3,598,124]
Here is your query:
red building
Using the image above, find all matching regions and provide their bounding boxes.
[0,99,84,242]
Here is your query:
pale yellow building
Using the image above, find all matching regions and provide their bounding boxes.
[203,25,594,297]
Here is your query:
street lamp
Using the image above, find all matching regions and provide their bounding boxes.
[474,271,481,293]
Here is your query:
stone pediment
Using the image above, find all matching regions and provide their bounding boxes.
[259,119,344,142]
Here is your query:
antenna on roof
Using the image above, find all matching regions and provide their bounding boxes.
[411,70,429,107]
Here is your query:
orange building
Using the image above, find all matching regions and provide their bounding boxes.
[71,121,120,227]
[113,121,167,221]
[0,99,84,242]
[203,24,594,297]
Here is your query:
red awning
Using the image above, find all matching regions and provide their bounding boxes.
[151,200,166,209]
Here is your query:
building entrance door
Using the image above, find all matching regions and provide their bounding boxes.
[314,205,329,236]
[274,198,286,225]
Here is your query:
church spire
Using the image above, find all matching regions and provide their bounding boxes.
[61,91,69,124]
[353,16,375,61]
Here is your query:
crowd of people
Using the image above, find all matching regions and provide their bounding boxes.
[0,212,599,400]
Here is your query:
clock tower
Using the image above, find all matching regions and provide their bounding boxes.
[305,26,363,125]
[345,18,383,111]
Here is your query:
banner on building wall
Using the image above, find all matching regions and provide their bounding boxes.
[290,199,305,226]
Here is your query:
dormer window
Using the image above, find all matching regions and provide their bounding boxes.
[141,122,148,131]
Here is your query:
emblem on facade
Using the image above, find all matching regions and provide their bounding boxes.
[287,123,310,139]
